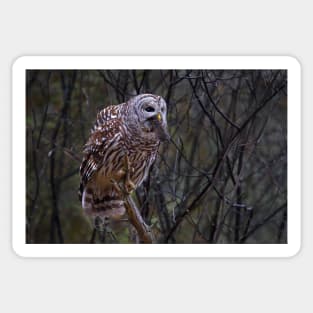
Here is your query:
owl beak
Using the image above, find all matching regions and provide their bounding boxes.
[156,112,162,122]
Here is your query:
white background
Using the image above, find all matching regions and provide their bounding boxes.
[1,1,311,312]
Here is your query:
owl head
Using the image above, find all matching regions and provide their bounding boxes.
[126,94,170,142]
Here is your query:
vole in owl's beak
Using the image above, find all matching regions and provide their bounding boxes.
[154,112,170,142]
[142,113,170,142]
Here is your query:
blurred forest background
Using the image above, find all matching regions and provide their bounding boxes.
[26,69,287,244]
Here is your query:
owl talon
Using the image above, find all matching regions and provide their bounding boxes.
[125,180,135,194]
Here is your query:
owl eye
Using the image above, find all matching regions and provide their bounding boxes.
[145,106,155,112]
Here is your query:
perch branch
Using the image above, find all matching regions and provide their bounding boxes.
[124,195,156,244]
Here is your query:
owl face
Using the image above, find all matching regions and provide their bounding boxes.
[131,94,170,141]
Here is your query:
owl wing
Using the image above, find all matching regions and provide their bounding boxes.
[79,105,123,198]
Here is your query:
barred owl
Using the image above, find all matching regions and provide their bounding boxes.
[79,94,169,220]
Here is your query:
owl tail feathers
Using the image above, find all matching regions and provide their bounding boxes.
[81,187,126,220]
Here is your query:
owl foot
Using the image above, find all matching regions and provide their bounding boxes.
[124,179,135,194]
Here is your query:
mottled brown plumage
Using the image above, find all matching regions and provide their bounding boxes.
[79,94,169,219]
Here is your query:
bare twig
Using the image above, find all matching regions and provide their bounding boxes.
[124,196,156,244]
